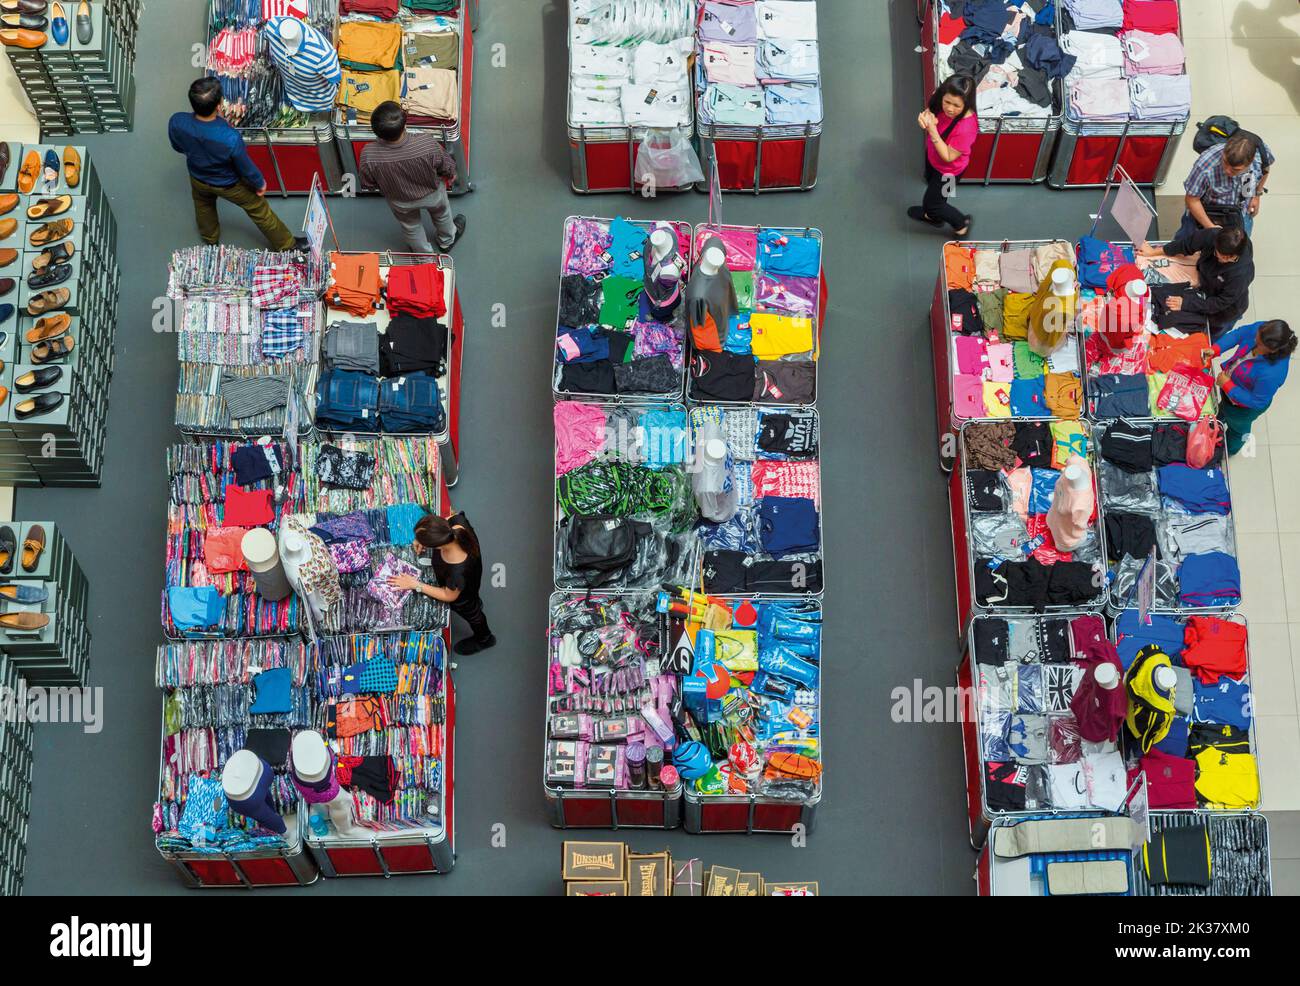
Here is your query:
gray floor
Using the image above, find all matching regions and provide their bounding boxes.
[17,0,1299,895]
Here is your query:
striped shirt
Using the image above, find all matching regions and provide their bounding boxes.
[264,17,342,113]
[1184,141,1273,214]
[359,132,457,202]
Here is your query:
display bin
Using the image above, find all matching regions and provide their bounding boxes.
[153,692,319,889]
[975,811,1134,896]
[341,0,475,197]
[543,593,682,830]
[929,238,1080,471]
[957,613,1094,850]
[552,402,696,592]
[309,646,457,877]
[695,123,820,195]
[554,216,693,404]
[1131,811,1272,896]
[687,223,826,409]
[243,121,350,197]
[949,419,1109,640]
[682,594,823,836]
[920,0,1061,184]
[318,251,464,485]
[1095,425,1240,618]
[1048,118,1186,190]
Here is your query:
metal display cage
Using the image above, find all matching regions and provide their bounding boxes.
[928,238,1083,472]
[687,223,825,409]
[542,591,683,830]
[919,0,1062,184]
[553,216,693,404]
[317,251,464,486]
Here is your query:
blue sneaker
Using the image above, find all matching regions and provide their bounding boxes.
[0,583,47,604]
[51,3,68,46]
[0,303,14,324]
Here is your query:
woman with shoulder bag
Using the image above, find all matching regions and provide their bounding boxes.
[908,75,978,237]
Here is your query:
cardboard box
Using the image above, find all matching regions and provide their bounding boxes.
[735,872,763,897]
[673,857,702,896]
[627,852,671,897]
[706,865,740,897]
[561,841,626,882]
[566,881,627,896]
[767,881,819,896]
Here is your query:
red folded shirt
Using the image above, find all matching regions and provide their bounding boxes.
[938,13,965,44]
[1123,0,1179,34]
[1130,749,1197,809]
[387,263,447,320]
[223,486,275,527]
[1182,616,1248,684]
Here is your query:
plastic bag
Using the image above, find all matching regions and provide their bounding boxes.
[635,127,704,191]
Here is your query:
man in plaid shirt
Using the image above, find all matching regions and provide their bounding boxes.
[1177,131,1274,241]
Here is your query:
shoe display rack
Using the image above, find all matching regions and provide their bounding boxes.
[0,0,140,136]
[0,521,91,689]
[0,141,118,487]
[0,653,34,896]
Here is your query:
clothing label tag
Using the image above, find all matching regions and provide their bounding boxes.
[361,408,369,418]
[723,21,735,35]
[645,88,658,104]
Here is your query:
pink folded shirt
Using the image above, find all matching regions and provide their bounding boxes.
[953,374,984,419]
[954,335,989,376]
[987,343,1015,381]
[701,42,759,86]
[694,226,757,271]
[1121,30,1185,76]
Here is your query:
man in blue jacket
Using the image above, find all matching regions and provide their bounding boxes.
[1214,319,1297,454]
[168,77,302,252]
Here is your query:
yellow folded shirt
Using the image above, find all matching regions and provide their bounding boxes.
[749,312,815,360]
[983,381,1012,418]
[337,69,403,116]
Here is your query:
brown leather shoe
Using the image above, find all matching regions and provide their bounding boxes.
[25,286,69,315]
[0,193,16,216]
[16,149,38,192]
[28,217,72,246]
[20,523,44,572]
[0,385,7,406]
[0,277,13,297]
[0,27,44,47]
[25,312,69,343]
[26,194,70,219]
[0,217,15,241]
[0,611,49,631]
[0,247,15,267]
[62,145,79,187]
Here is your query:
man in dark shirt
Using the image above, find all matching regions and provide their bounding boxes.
[168,77,300,252]
[1139,226,1255,339]
[359,101,466,254]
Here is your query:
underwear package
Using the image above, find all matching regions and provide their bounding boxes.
[315,444,378,490]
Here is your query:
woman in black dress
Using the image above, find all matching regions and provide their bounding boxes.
[389,511,496,655]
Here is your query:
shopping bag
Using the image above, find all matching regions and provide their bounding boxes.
[635,127,705,190]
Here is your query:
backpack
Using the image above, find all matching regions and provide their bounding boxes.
[1193,116,1276,169]
[1186,417,1224,470]
[563,515,649,589]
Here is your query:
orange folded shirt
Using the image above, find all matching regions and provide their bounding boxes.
[328,252,383,317]
[944,243,975,291]
[1148,332,1210,374]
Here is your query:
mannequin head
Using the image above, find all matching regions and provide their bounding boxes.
[277,17,304,53]
[1050,266,1075,297]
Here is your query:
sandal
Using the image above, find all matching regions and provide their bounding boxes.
[26,287,70,316]
[25,195,71,220]
[28,218,73,247]
[32,334,74,364]
[31,242,74,269]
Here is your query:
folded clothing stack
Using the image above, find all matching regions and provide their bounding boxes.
[335,18,405,124]
[568,0,695,128]
[688,226,820,406]
[318,261,449,434]
[695,0,823,128]
[1063,0,1189,122]
[945,241,1084,422]
[934,0,1067,119]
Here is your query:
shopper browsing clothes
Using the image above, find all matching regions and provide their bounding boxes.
[168,78,304,253]
[359,100,467,255]
[1178,130,1274,241]
[389,512,496,656]
[907,75,977,237]
[1137,227,1254,340]
[1213,319,1296,456]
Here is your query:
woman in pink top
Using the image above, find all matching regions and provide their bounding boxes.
[908,76,978,236]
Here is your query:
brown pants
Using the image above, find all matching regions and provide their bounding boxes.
[189,177,296,252]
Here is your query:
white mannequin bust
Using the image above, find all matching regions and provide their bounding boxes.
[279,528,328,621]
[223,749,264,803]
[697,245,725,278]
[1094,662,1119,690]
[1050,266,1075,297]
[292,731,365,838]
[649,228,675,263]
[1154,665,1177,694]
[277,18,304,53]
[1063,463,1090,491]
[1125,279,1148,300]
